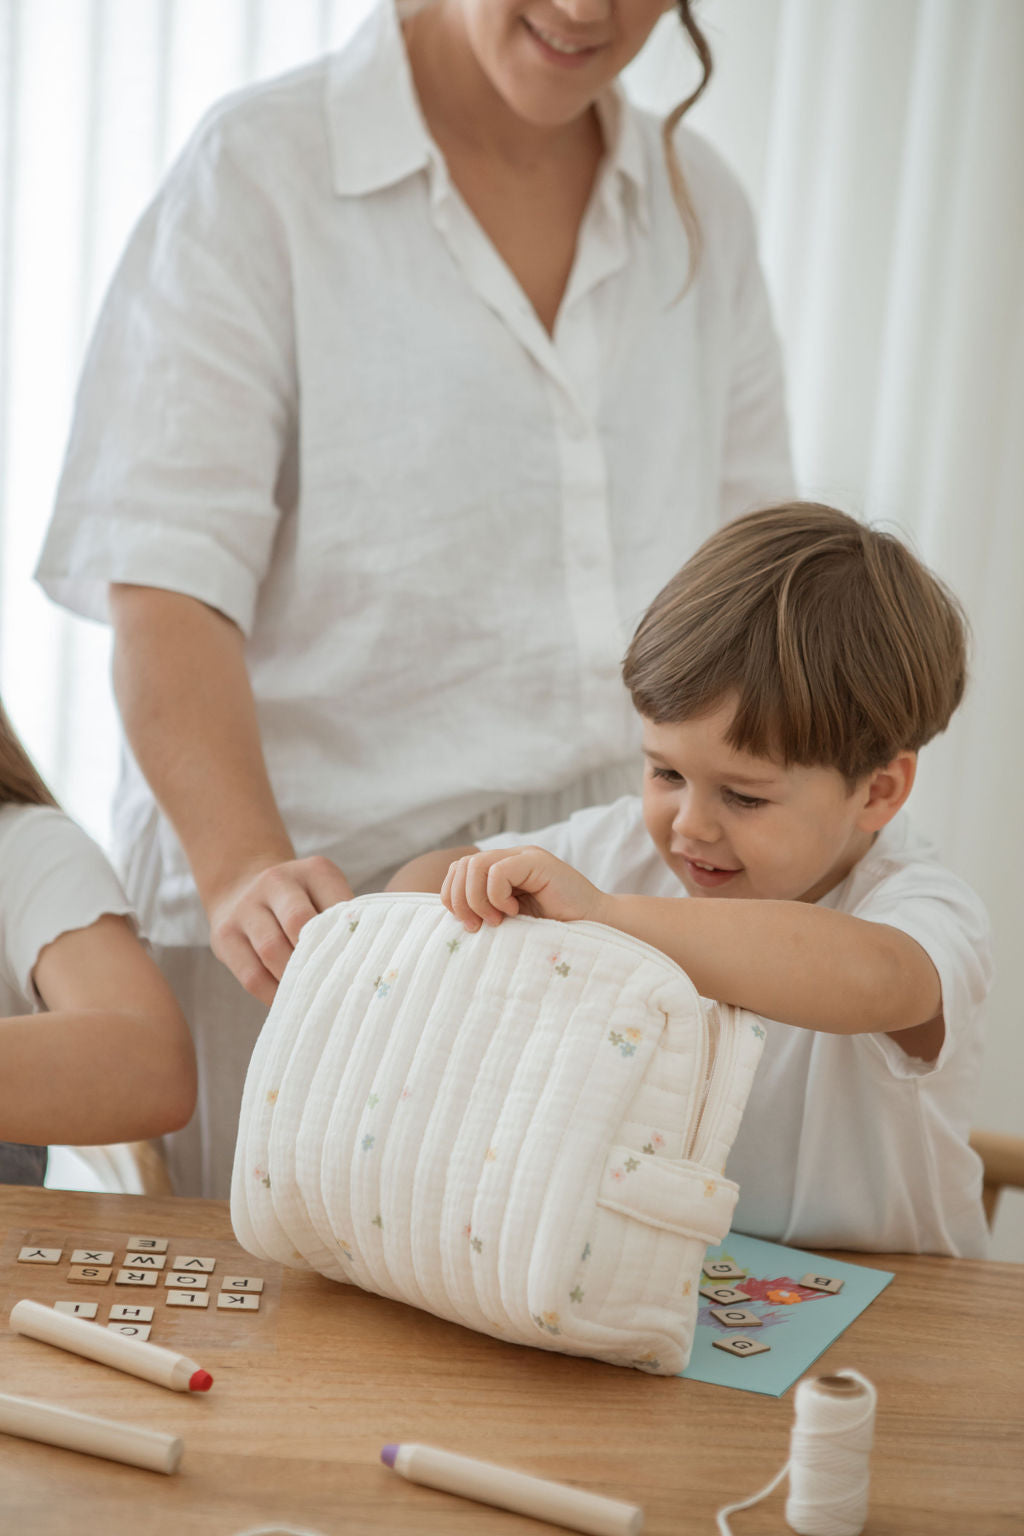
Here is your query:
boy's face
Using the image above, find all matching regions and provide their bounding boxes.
[640,700,895,904]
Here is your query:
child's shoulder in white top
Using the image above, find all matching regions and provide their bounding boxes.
[479,795,993,1257]
[0,803,134,1017]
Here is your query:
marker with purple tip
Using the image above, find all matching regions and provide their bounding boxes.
[379,1441,644,1535]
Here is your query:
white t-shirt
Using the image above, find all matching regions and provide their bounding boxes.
[478,796,992,1258]
[0,803,135,1185]
[35,0,792,945]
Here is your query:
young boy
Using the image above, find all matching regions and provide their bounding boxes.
[390,502,992,1258]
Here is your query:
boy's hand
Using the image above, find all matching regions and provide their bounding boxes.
[441,847,608,931]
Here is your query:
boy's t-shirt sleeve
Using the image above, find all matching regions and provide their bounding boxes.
[845,857,992,1079]
[0,807,136,1005]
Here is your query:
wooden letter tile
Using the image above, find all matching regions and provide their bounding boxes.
[68,1265,112,1285]
[699,1284,751,1305]
[800,1272,844,1294]
[164,1271,208,1289]
[126,1236,169,1253]
[54,1301,98,1319]
[115,1268,158,1287]
[70,1249,114,1266]
[171,1255,216,1272]
[107,1322,152,1340]
[217,1292,261,1310]
[703,1260,747,1281]
[17,1247,62,1264]
[712,1334,771,1358]
[109,1304,154,1322]
[166,1289,209,1308]
[710,1306,763,1328]
[123,1253,166,1270]
[220,1276,264,1293]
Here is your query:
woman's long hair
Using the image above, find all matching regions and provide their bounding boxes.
[665,1,714,290]
[0,701,58,808]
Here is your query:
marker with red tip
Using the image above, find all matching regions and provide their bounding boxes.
[10,1299,214,1394]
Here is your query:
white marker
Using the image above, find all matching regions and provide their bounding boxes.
[0,1390,182,1474]
[9,1299,213,1393]
[380,1443,643,1536]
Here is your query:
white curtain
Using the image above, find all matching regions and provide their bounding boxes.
[2,1,1021,1252]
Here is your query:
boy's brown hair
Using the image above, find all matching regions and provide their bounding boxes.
[622,502,968,781]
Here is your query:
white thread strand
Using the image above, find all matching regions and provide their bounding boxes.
[716,1369,876,1536]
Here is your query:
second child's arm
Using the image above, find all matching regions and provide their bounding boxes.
[0,914,197,1145]
[444,847,942,1041]
[110,585,353,1003]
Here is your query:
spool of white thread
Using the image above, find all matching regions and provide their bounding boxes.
[716,1369,876,1536]
[786,1372,875,1536]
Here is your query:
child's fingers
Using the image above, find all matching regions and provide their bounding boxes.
[484,859,524,919]
[446,857,483,932]
[465,854,514,925]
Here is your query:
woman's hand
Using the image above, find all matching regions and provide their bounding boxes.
[441,846,608,931]
[208,855,354,1005]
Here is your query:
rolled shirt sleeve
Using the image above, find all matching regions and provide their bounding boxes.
[37,101,297,635]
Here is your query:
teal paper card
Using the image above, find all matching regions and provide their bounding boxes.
[680,1231,893,1397]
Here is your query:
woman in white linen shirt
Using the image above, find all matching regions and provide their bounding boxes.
[37,0,793,1197]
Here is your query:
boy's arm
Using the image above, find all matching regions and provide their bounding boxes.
[386,846,479,893]
[0,914,197,1145]
[444,847,942,1040]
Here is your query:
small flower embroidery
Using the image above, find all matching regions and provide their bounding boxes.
[607,1030,637,1058]
[643,1143,654,1155]
[348,918,360,933]
[554,962,570,977]
[374,970,397,998]
[610,1168,625,1183]
[581,1243,591,1262]
[371,1214,383,1229]
[253,1166,271,1189]
[266,1088,279,1104]
[484,1147,497,1163]
[625,1027,643,1043]
[400,1086,412,1100]
[532,1311,561,1336]
[367,1093,379,1109]
[631,1352,662,1372]
[470,1237,483,1254]
[751,1021,766,1039]
[446,938,461,955]
[681,1280,692,1297]
[338,1241,354,1262]
[624,1157,640,1173]
[703,1180,717,1198]
[569,1285,584,1304]
[362,1135,375,1152]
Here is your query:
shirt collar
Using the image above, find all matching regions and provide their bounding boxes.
[325,0,651,228]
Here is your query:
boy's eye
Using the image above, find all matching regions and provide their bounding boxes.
[724,789,767,809]
[650,765,683,784]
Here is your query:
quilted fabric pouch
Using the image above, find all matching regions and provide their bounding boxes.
[231,893,765,1374]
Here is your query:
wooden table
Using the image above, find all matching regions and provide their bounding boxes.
[1,1185,1021,1535]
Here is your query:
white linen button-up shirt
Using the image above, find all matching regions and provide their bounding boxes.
[37,0,792,945]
